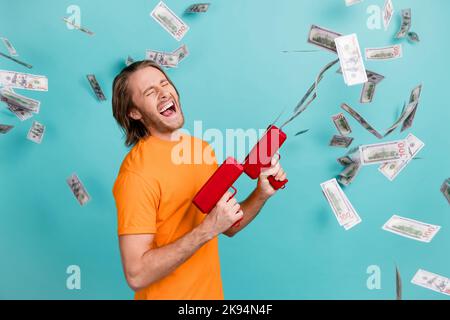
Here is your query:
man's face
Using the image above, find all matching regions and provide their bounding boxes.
[128,66,184,135]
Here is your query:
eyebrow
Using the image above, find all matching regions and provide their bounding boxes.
[142,79,169,95]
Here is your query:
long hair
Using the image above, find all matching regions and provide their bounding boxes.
[112,60,180,147]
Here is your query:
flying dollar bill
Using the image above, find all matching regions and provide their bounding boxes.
[27,121,45,144]
[341,103,383,139]
[366,45,403,60]
[151,1,189,41]
[186,3,210,13]
[335,34,368,86]
[360,81,377,104]
[401,84,423,132]
[0,51,32,69]
[379,134,425,181]
[384,101,418,138]
[0,70,48,91]
[411,269,450,296]
[0,88,40,113]
[173,44,189,64]
[86,74,107,101]
[66,174,91,206]
[307,25,342,53]
[0,124,14,134]
[359,140,410,166]
[330,135,354,148]
[396,9,411,38]
[1,37,18,56]
[62,17,94,35]
[383,0,394,30]
[125,56,135,66]
[7,103,33,121]
[320,178,361,230]
[382,215,441,243]
[441,178,450,205]
[338,162,362,186]
[332,113,352,136]
[146,49,179,68]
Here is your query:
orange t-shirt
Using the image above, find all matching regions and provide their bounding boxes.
[112,133,223,300]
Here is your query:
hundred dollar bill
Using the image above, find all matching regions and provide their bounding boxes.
[330,135,354,148]
[379,134,424,181]
[396,9,411,39]
[173,44,189,64]
[295,129,310,136]
[27,121,45,144]
[307,25,342,53]
[338,162,362,186]
[0,51,32,69]
[0,88,40,112]
[360,81,377,104]
[0,124,14,134]
[7,103,33,121]
[66,174,91,206]
[359,140,410,166]
[366,45,402,60]
[441,178,450,205]
[0,70,48,91]
[320,178,361,230]
[382,215,441,243]
[125,56,135,66]
[332,113,352,135]
[1,37,18,56]
[146,49,179,68]
[383,0,394,30]
[186,3,210,13]
[412,269,450,296]
[384,101,418,138]
[408,32,420,43]
[151,1,189,41]
[341,103,383,139]
[335,34,368,86]
[62,17,94,35]
[401,84,423,132]
[86,74,106,101]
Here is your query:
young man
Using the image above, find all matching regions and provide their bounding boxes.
[112,60,287,300]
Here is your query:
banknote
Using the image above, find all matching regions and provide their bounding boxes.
[125,56,135,66]
[360,81,377,104]
[151,1,189,41]
[335,34,368,86]
[146,49,179,68]
[411,269,450,296]
[396,9,411,39]
[337,156,355,166]
[0,70,48,91]
[366,45,403,60]
[62,17,94,35]
[383,0,394,30]
[330,135,354,148]
[341,103,383,139]
[384,101,417,138]
[401,84,423,132]
[27,121,45,144]
[186,3,210,13]
[441,178,450,205]
[359,140,410,166]
[332,113,352,135]
[66,174,91,206]
[338,162,362,186]
[379,134,425,181]
[173,44,189,64]
[295,129,310,136]
[0,51,32,69]
[307,25,342,53]
[86,74,107,101]
[1,37,18,56]
[320,178,361,230]
[408,32,420,43]
[382,215,441,243]
[0,124,14,134]
[0,88,40,112]
[7,103,33,121]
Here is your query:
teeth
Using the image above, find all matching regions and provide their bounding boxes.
[160,101,174,113]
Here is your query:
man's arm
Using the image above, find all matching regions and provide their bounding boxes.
[119,191,243,292]
[223,154,287,237]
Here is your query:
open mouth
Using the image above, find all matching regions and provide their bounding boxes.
[158,100,177,117]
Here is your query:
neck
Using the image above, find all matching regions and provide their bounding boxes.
[149,129,182,142]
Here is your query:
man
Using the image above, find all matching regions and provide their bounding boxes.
[112,60,287,300]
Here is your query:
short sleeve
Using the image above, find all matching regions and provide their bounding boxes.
[113,170,160,236]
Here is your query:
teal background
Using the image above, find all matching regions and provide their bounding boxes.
[0,0,449,300]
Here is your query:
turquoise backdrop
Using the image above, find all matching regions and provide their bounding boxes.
[0,0,449,299]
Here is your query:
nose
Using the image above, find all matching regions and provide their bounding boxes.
[159,88,170,101]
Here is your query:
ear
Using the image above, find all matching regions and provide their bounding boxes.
[128,108,142,121]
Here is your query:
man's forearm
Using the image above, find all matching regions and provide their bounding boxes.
[129,225,213,291]
[225,188,269,237]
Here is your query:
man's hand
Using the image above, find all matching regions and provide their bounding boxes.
[199,191,244,239]
[256,153,287,199]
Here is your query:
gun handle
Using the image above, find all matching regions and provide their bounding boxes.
[268,175,288,190]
